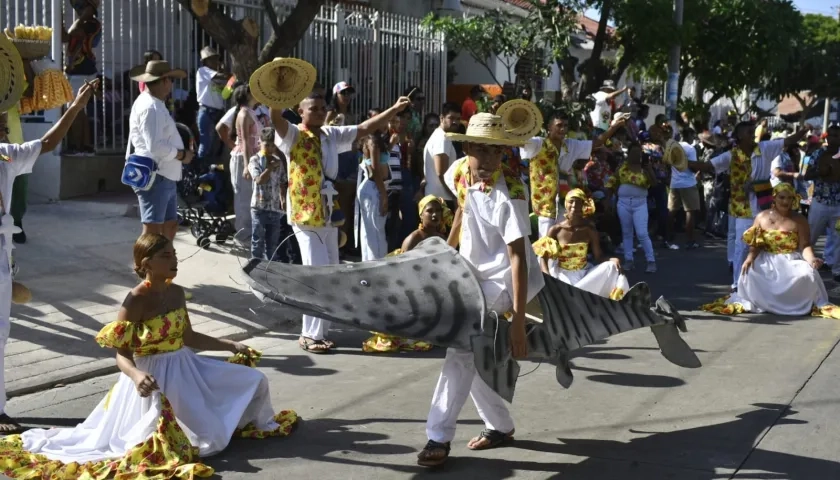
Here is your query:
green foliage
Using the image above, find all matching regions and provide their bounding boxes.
[422,1,584,88]
[759,13,840,103]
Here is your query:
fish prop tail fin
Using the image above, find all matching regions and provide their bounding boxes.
[650,295,700,368]
[555,353,574,388]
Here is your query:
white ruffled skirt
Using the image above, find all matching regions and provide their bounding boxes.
[728,251,830,315]
[551,262,630,299]
[19,348,285,463]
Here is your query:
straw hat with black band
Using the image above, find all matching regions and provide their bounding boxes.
[446,112,532,147]
[0,33,26,114]
[128,60,187,83]
[495,99,543,139]
[663,139,688,172]
[249,57,317,110]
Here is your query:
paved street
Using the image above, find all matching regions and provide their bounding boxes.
[7,195,840,479]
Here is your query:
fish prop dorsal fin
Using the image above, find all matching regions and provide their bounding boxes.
[619,282,652,310]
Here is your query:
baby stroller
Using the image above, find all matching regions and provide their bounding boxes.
[175,123,235,248]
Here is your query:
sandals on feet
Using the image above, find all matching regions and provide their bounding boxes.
[299,337,332,354]
[417,440,450,467]
[467,428,514,451]
[0,413,23,435]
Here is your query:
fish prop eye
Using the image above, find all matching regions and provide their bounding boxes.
[360,280,369,287]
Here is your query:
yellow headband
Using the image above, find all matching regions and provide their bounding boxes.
[565,188,595,217]
[418,195,454,233]
[773,182,801,206]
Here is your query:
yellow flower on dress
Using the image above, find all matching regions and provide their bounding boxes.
[605,162,651,190]
[532,237,589,271]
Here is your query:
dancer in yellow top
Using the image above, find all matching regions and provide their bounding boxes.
[0,234,298,478]
[701,183,840,318]
[533,188,629,300]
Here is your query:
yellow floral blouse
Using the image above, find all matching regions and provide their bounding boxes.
[529,140,565,218]
[605,163,651,190]
[96,308,188,356]
[532,237,589,271]
[729,147,759,219]
[742,226,798,254]
[287,128,335,227]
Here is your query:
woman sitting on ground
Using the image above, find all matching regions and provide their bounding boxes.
[701,183,840,318]
[0,233,298,478]
[533,188,629,300]
[362,195,453,353]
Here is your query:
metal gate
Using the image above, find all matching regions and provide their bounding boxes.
[1,0,446,154]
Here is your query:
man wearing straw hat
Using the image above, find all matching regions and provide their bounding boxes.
[416,112,545,467]
[252,57,412,354]
[127,60,194,242]
[0,35,98,433]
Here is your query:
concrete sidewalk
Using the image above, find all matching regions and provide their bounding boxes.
[7,194,295,398]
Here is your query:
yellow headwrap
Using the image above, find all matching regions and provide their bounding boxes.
[773,182,801,206]
[418,195,454,233]
[565,188,595,217]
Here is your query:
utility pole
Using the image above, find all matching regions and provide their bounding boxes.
[666,0,684,132]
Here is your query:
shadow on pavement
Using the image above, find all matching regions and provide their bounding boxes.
[210,417,481,478]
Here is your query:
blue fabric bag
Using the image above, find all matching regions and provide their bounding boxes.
[122,138,158,191]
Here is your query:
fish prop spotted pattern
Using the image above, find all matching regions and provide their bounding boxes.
[241,237,700,402]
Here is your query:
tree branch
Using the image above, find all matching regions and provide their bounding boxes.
[176,0,247,51]
[262,0,282,33]
[258,0,327,64]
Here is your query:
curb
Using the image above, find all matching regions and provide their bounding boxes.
[6,328,268,399]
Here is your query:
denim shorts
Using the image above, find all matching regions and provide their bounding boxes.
[135,176,178,224]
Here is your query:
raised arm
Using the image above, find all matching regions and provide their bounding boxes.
[784,124,811,149]
[356,96,411,139]
[40,79,98,153]
[269,107,290,139]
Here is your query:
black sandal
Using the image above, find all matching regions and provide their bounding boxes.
[417,439,450,467]
[0,413,23,435]
[299,337,331,354]
[467,428,514,450]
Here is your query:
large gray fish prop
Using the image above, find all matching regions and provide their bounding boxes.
[241,237,701,402]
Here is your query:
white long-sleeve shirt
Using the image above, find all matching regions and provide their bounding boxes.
[127,91,184,181]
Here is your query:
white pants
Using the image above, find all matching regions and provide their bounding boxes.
[808,199,840,275]
[727,215,736,264]
[731,217,754,288]
[356,179,388,261]
[293,225,339,340]
[230,153,253,240]
[617,196,655,262]
[0,252,12,415]
[426,293,514,443]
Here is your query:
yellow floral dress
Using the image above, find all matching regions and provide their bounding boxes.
[363,249,435,353]
[532,237,628,300]
[0,308,298,479]
[701,226,840,318]
[605,162,651,190]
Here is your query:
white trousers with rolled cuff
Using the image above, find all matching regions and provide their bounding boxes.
[425,292,515,443]
[0,249,12,416]
[293,225,339,341]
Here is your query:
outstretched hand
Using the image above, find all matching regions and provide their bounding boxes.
[393,96,412,112]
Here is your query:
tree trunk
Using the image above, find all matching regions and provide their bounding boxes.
[558,54,578,101]
[175,0,326,80]
[611,47,634,84]
[577,0,613,100]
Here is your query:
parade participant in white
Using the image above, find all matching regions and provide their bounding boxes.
[700,122,809,289]
[421,102,461,206]
[533,188,629,299]
[520,108,625,237]
[0,35,98,432]
[416,113,544,468]
[251,57,412,354]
